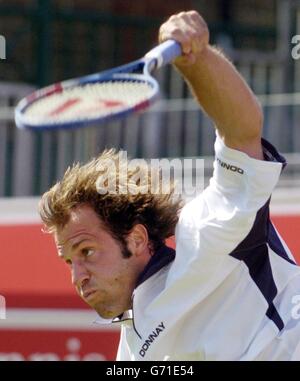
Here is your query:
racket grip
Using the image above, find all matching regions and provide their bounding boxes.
[145,40,182,69]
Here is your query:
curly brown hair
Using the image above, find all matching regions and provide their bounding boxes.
[39,149,183,255]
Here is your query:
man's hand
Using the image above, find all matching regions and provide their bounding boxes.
[158,10,209,67]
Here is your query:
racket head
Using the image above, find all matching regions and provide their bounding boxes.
[14,40,182,131]
[15,69,159,131]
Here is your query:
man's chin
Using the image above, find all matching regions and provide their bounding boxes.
[79,295,125,319]
[95,309,117,320]
[93,303,125,320]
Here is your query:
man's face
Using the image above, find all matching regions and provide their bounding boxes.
[54,204,149,319]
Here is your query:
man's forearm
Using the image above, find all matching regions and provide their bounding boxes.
[174,45,263,153]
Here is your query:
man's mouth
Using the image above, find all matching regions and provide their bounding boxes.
[82,290,97,299]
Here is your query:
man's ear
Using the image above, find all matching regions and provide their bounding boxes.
[127,224,149,256]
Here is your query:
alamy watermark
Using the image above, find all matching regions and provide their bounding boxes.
[95,151,204,198]
[0,35,6,60]
[291,35,300,60]
[0,295,6,320]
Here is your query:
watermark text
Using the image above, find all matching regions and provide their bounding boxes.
[0,35,6,60]
[95,151,204,199]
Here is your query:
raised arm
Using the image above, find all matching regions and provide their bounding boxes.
[159,10,263,160]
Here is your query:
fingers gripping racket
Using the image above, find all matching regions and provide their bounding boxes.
[15,40,182,131]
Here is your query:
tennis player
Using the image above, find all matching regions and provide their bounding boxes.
[39,11,300,360]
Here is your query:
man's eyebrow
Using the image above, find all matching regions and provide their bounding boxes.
[57,237,94,258]
[71,238,91,251]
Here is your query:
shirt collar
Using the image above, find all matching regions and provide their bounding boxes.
[93,310,133,326]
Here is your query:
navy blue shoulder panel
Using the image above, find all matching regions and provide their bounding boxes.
[229,200,297,331]
[229,139,292,331]
[229,201,285,330]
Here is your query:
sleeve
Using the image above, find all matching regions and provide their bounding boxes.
[175,133,286,263]
[207,134,286,215]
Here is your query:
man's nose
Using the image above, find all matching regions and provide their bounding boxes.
[71,261,89,288]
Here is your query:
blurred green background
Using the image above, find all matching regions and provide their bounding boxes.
[0,0,299,196]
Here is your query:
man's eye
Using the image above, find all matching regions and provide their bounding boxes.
[82,248,94,257]
[65,259,72,266]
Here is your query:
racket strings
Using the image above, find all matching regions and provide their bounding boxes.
[23,80,154,124]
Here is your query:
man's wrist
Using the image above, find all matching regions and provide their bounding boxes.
[172,45,211,75]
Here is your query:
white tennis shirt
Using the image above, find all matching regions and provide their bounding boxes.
[96,135,300,360]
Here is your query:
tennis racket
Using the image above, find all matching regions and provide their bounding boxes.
[15,40,182,131]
